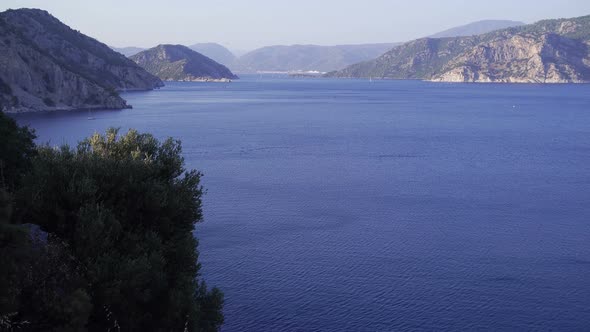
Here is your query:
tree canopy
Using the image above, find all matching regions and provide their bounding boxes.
[1,116,223,331]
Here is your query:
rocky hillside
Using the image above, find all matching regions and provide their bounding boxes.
[0,8,163,113]
[131,45,238,82]
[233,43,400,73]
[327,15,590,83]
[189,43,236,67]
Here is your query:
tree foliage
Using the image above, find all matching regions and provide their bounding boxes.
[0,111,36,190]
[0,111,37,329]
[1,120,223,331]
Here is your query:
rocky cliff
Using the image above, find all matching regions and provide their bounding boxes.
[131,45,238,82]
[327,15,590,83]
[431,33,590,83]
[0,8,163,113]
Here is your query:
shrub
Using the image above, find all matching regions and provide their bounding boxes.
[12,128,224,331]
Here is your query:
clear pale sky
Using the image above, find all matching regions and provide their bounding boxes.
[1,0,589,51]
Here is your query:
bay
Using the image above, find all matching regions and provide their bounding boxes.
[14,77,590,331]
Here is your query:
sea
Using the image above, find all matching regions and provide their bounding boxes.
[13,76,590,331]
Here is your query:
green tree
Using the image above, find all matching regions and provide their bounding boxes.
[11,128,223,331]
[0,111,37,329]
[0,111,36,190]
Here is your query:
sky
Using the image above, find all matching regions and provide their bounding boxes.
[1,0,590,52]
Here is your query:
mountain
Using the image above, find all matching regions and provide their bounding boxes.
[231,48,251,57]
[189,43,236,67]
[429,20,526,38]
[0,8,163,113]
[130,44,238,82]
[111,46,145,57]
[327,15,590,83]
[233,43,400,73]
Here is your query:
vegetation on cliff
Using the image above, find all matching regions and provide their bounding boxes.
[0,112,223,331]
[131,45,238,82]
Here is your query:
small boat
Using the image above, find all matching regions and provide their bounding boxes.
[87,110,95,120]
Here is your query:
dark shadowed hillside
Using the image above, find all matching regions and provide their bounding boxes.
[0,8,163,112]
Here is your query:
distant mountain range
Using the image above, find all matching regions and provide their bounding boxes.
[2,10,585,114]
[428,20,526,38]
[327,15,590,83]
[130,45,238,82]
[228,20,527,73]
[107,20,529,75]
[111,46,145,57]
[189,43,237,68]
[113,43,402,74]
[232,43,401,73]
[0,8,162,112]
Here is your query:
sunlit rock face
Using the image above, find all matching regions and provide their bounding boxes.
[328,15,590,84]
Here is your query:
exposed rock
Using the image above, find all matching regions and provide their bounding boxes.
[130,45,238,82]
[327,15,590,84]
[431,33,590,83]
[0,8,163,113]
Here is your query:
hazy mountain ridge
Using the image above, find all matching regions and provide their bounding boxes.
[429,20,526,38]
[189,43,237,67]
[0,8,163,112]
[227,20,526,73]
[232,43,401,73]
[131,44,238,82]
[107,20,526,74]
[111,46,145,57]
[327,15,590,83]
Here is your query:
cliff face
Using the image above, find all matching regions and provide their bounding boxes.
[131,45,238,82]
[329,38,480,79]
[328,15,590,83]
[0,8,163,113]
[432,33,590,83]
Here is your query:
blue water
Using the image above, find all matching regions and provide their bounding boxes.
[14,78,590,331]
